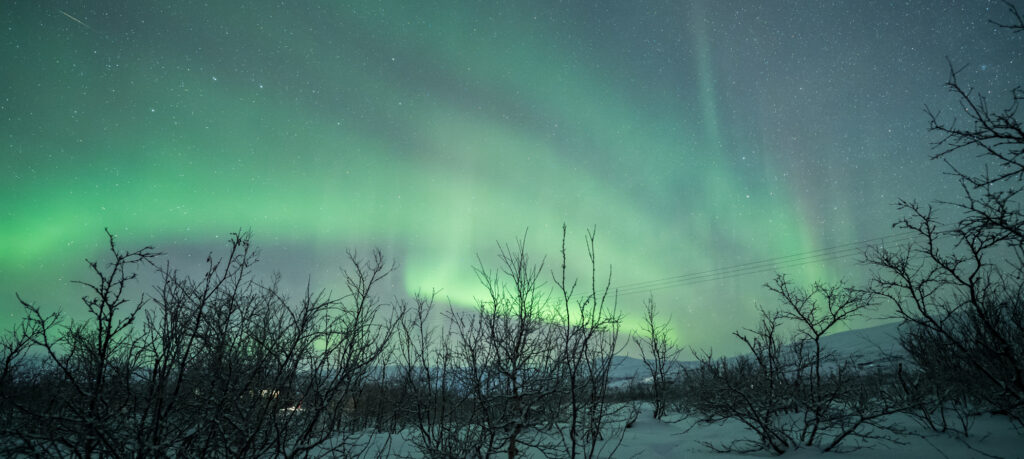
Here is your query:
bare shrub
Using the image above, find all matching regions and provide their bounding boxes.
[3,231,399,458]
[395,290,491,457]
[686,276,906,454]
[866,2,1024,430]
[550,226,625,458]
[397,227,626,458]
[631,295,680,420]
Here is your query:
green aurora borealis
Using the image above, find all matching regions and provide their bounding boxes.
[3,0,1022,354]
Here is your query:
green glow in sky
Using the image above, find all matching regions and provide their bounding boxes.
[3,0,1017,354]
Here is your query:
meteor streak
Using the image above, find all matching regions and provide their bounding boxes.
[59,10,91,30]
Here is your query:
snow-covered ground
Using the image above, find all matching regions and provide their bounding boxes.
[343,403,1022,458]
[614,408,1021,458]
[349,322,1023,457]
[616,408,1022,458]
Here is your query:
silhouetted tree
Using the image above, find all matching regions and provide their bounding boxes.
[404,228,627,458]
[2,231,399,458]
[395,290,489,457]
[550,225,625,458]
[866,0,1024,429]
[446,233,564,458]
[631,295,679,420]
[12,230,159,457]
[687,277,905,454]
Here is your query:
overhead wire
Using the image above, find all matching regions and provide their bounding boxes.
[614,230,925,297]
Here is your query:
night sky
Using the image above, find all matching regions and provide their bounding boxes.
[3,0,1022,355]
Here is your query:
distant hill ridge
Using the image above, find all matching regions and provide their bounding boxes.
[609,321,905,384]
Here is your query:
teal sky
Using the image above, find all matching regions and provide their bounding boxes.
[3,0,1021,355]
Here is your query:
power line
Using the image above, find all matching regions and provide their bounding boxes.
[617,246,877,296]
[614,230,923,297]
[616,248,861,296]
[614,230,919,290]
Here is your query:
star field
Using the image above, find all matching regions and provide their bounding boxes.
[2,0,1022,354]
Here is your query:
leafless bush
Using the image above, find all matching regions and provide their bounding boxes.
[4,227,637,458]
[686,276,906,454]
[631,295,680,420]
[549,226,625,458]
[893,329,981,437]
[2,231,399,458]
[443,233,564,458]
[866,2,1024,430]
[395,290,490,457]
[396,227,626,458]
